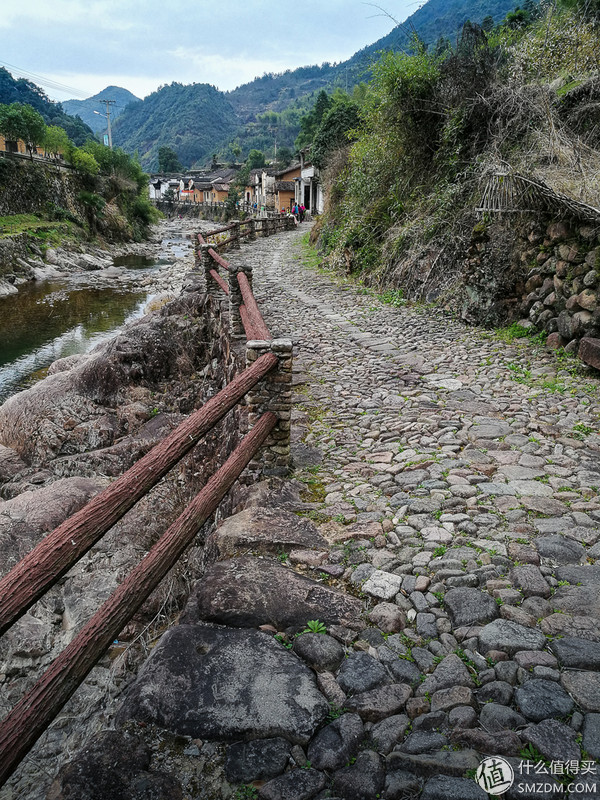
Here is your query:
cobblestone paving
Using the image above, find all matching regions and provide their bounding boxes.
[225,224,600,798]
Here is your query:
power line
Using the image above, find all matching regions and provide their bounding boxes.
[0,61,92,100]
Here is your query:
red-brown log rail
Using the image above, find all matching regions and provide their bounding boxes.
[203,222,236,237]
[209,269,229,295]
[237,271,271,340]
[0,412,277,789]
[0,353,278,638]
[208,247,231,271]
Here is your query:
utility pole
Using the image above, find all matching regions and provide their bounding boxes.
[99,99,115,149]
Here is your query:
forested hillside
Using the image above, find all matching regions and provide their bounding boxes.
[112,82,240,170]
[309,0,600,328]
[0,68,93,145]
[112,0,525,169]
[62,86,140,133]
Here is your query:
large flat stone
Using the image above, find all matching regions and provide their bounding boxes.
[579,337,600,370]
[555,565,600,585]
[345,683,412,722]
[444,588,499,627]
[535,535,586,564]
[561,671,600,712]
[552,585,600,618]
[550,637,600,669]
[478,619,546,655]
[117,625,328,744]
[181,556,362,630]
[386,749,480,778]
[521,720,580,763]
[362,570,403,601]
[206,507,327,558]
[510,565,551,599]
[47,730,183,800]
[515,679,574,722]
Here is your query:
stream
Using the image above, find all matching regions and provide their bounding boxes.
[0,231,191,403]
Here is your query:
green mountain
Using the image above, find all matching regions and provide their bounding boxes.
[227,0,522,119]
[113,0,529,169]
[0,67,93,145]
[62,86,140,133]
[112,82,239,170]
[345,0,519,67]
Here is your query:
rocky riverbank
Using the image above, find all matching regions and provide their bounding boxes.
[0,218,210,300]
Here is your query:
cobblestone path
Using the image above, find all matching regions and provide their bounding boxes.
[225,224,600,798]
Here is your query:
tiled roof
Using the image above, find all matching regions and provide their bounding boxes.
[275,163,301,178]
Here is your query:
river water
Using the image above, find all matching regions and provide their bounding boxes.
[0,232,191,403]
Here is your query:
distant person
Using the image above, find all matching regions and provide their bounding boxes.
[299,204,306,222]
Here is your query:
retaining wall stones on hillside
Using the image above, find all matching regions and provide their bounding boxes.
[0,233,34,291]
[467,216,600,368]
[0,158,81,219]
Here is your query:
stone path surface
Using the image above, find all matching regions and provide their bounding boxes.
[221,224,599,798]
[43,222,600,800]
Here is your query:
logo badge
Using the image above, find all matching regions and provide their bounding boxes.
[476,756,515,795]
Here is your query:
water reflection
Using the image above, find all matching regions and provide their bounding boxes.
[0,278,155,403]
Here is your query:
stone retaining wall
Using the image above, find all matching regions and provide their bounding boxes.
[520,220,599,351]
[465,215,600,368]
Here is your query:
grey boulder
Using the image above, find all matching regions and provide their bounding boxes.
[117,625,328,744]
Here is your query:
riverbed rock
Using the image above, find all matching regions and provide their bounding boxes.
[46,730,183,800]
[205,506,327,559]
[117,625,329,744]
[0,476,105,575]
[181,556,362,630]
[0,444,27,485]
[0,291,209,462]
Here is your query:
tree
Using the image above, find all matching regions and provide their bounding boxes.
[158,145,182,172]
[247,148,266,169]
[481,15,495,31]
[20,104,46,158]
[295,90,333,151]
[43,125,71,160]
[276,145,294,168]
[312,100,360,169]
[71,148,100,175]
[0,103,26,146]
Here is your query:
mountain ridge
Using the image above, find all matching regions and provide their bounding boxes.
[62,86,141,133]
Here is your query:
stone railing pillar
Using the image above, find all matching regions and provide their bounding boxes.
[248,219,257,242]
[201,244,220,298]
[244,338,292,478]
[232,221,241,250]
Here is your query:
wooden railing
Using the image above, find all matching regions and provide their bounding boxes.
[0,213,296,788]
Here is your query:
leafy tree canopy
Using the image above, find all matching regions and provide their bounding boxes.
[158,145,182,172]
[247,148,266,169]
[0,68,93,145]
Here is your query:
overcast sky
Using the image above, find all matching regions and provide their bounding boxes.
[0,1,418,103]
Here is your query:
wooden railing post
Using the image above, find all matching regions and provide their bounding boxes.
[245,338,292,478]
